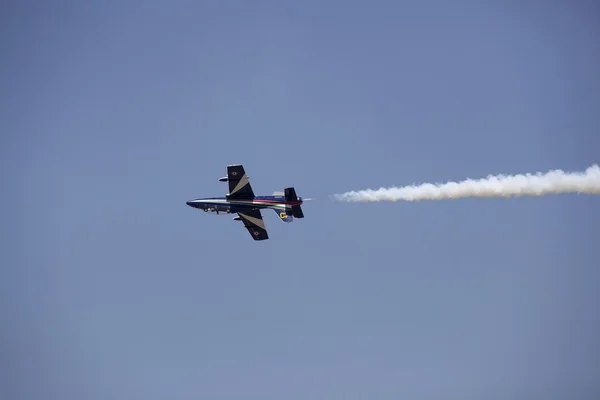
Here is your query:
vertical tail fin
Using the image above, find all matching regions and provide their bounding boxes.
[284,187,305,218]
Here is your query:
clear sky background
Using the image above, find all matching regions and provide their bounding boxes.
[2,1,600,399]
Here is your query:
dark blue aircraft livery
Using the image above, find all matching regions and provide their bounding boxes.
[186,164,305,241]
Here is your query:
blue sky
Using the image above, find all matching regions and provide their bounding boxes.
[2,1,600,399]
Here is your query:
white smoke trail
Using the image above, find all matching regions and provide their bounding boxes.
[333,165,600,202]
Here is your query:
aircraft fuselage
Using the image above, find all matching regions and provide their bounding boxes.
[186,195,302,215]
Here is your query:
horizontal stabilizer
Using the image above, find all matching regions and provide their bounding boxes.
[291,205,304,218]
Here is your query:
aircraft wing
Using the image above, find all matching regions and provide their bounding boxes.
[237,209,269,241]
[227,164,255,199]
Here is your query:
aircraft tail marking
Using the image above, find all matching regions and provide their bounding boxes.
[273,208,293,223]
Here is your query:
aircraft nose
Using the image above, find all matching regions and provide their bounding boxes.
[186,201,193,207]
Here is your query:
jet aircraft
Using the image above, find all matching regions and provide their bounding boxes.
[186,164,306,240]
